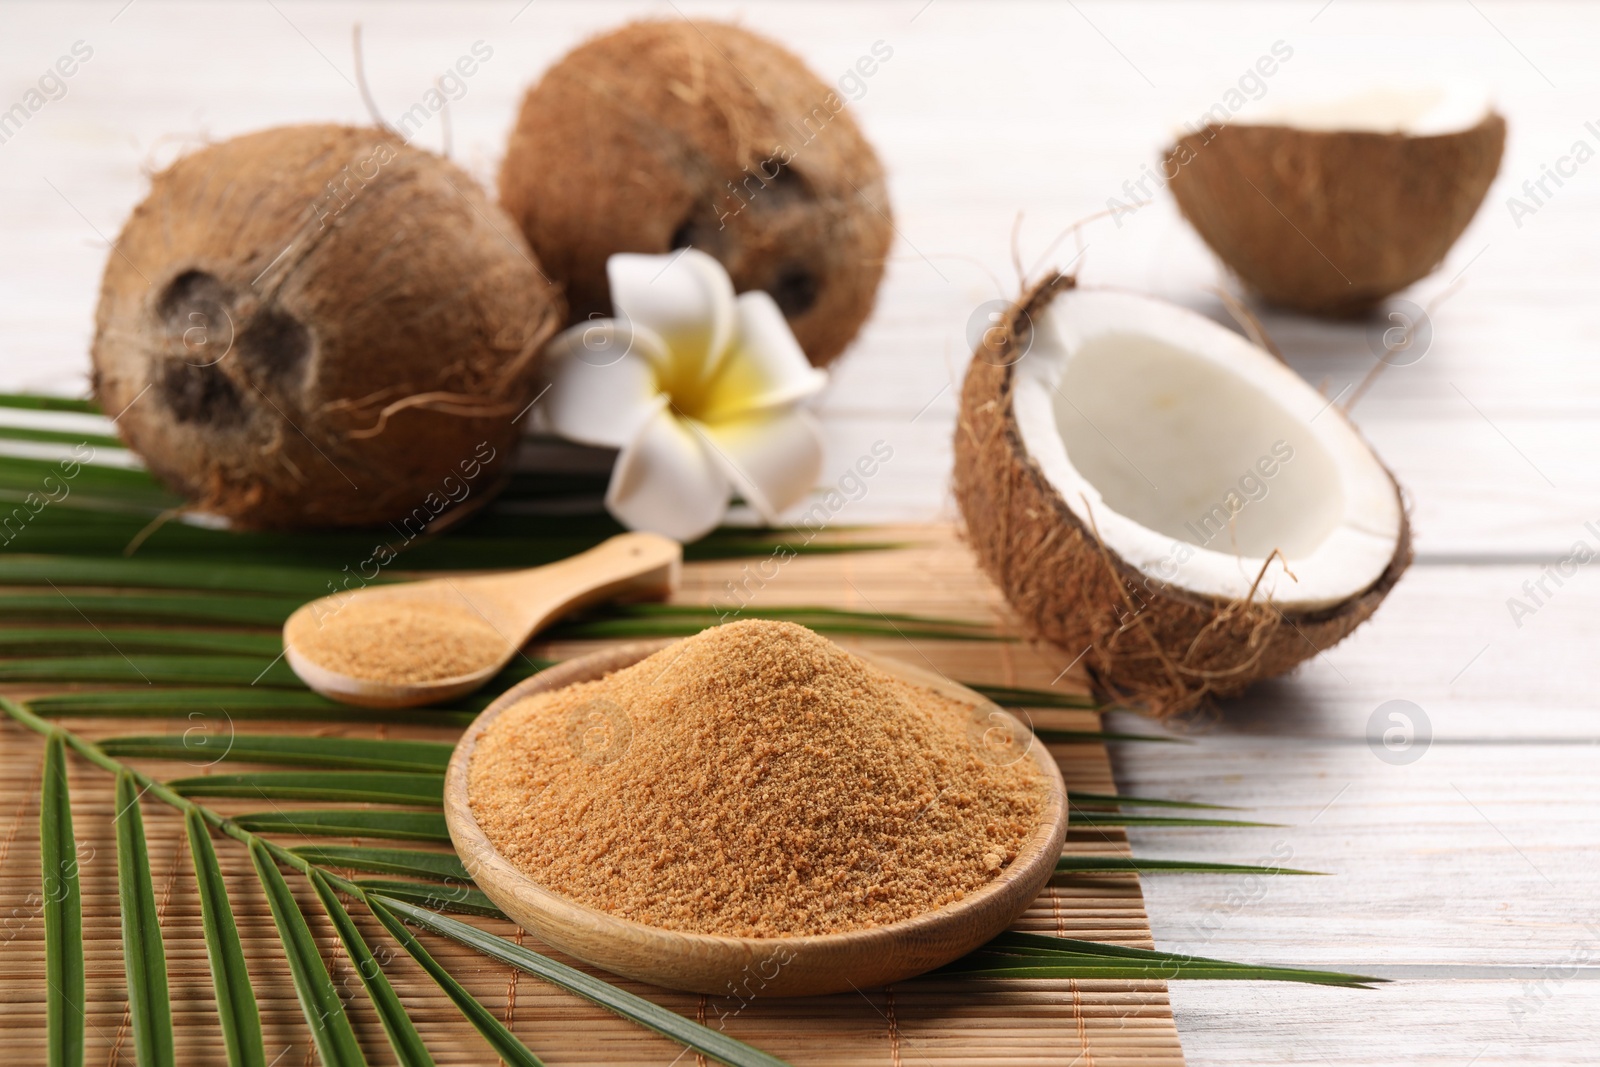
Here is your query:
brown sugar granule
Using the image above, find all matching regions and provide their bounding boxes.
[469,619,1046,938]
[287,591,510,684]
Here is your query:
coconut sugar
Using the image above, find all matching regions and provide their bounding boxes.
[468,619,1046,938]
[287,593,509,684]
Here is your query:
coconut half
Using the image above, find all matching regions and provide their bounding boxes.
[1165,84,1504,316]
[954,276,1411,714]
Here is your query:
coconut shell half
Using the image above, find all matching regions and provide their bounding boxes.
[92,124,562,529]
[1165,112,1505,316]
[953,275,1412,715]
[499,19,892,366]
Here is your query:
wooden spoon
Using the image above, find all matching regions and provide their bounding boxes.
[283,533,681,709]
[444,642,1068,997]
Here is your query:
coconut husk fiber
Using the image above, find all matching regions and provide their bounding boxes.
[1165,114,1505,317]
[92,124,562,529]
[498,19,892,366]
[952,274,1413,716]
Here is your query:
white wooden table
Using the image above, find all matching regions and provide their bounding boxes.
[4,2,1597,1063]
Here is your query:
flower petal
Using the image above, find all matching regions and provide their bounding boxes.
[541,320,671,448]
[700,291,829,422]
[607,249,736,389]
[700,408,824,524]
[606,407,731,542]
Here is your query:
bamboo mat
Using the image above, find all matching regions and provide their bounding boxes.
[0,525,1184,1066]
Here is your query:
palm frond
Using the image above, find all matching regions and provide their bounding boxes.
[1069,792,1239,810]
[1070,811,1285,828]
[0,654,299,686]
[0,627,281,657]
[291,845,471,883]
[1035,727,1187,744]
[0,393,99,413]
[374,897,791,1067]
[0,592,301,626]
[40,733,85,1067]
[233,809,450,841]
[366,897,547,1067]
[1055,856,1325,876]
[26,687,479,725]
[184,808,266,1067]
[170,771,443,806]
[113,772,176,1067]
[247,839,366,1066]
[309,871,437,1067]
[355,879,504,918]
[102,735,453,773]
[943,931,1381,988]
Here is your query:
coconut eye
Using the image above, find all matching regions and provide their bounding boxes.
[154,358,243,426]
[158,270,235,361]
[767,263,819,317]
[236,306,312,388]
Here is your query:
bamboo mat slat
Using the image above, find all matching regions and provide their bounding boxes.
[0,525,1184,1066]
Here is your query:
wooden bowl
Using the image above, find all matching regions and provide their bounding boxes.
[443,641,1068,997]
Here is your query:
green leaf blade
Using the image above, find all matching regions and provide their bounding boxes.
[365,898,545,1067]
[114,772,176,1067]
[373,896,791,1067]
[308,872,436,1067]
[1055,856,1326,876]
[41,733,85,1067]
[234,809,450,842]
[354,880,504,919]
[169,771,443,806]
[247,839,366,1067]
[184,808,266,1067]
[291,846,471,883]
[103,735,453,773]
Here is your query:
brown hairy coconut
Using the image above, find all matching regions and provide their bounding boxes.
[954,275,1412,715]
[92,124,561,529]
[1165,88,1505,316]
[498,19,892,367]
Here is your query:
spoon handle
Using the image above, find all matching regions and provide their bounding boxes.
[499,532,682,638]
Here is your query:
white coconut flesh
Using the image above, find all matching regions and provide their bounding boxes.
[1010,290,1402,611]
[1234,83,1491,136]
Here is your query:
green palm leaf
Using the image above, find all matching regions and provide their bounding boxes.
[967,684,1103,709]
[1055,856,1325,876]
[355,879,503,918]
[40,733,85,1067]
[247,839,366,1066]
[0,654,299,687]
[309,872,436,1067]
[113,772,176,1067]
[366,897,546,1067]
[291,846,471,883]
[0,555,381,597]
[0,627,281,657]
[0,591,302,626]
[1070,811,1284,828]
[375,897,791,1067]
[169,771,443,806]
[1034,727,1187,744]
[26,687,479,725]
[184,808,266,1067]
[103,735,453,773]
[234,809,449,841]
[943,931,1380,988]
[0,393,99,413]
[1069,792,1238,810]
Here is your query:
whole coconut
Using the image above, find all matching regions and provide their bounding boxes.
[499,19,892,367]
[92,124,562,529]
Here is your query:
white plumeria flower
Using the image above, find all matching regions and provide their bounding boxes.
[542,249,828,542]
